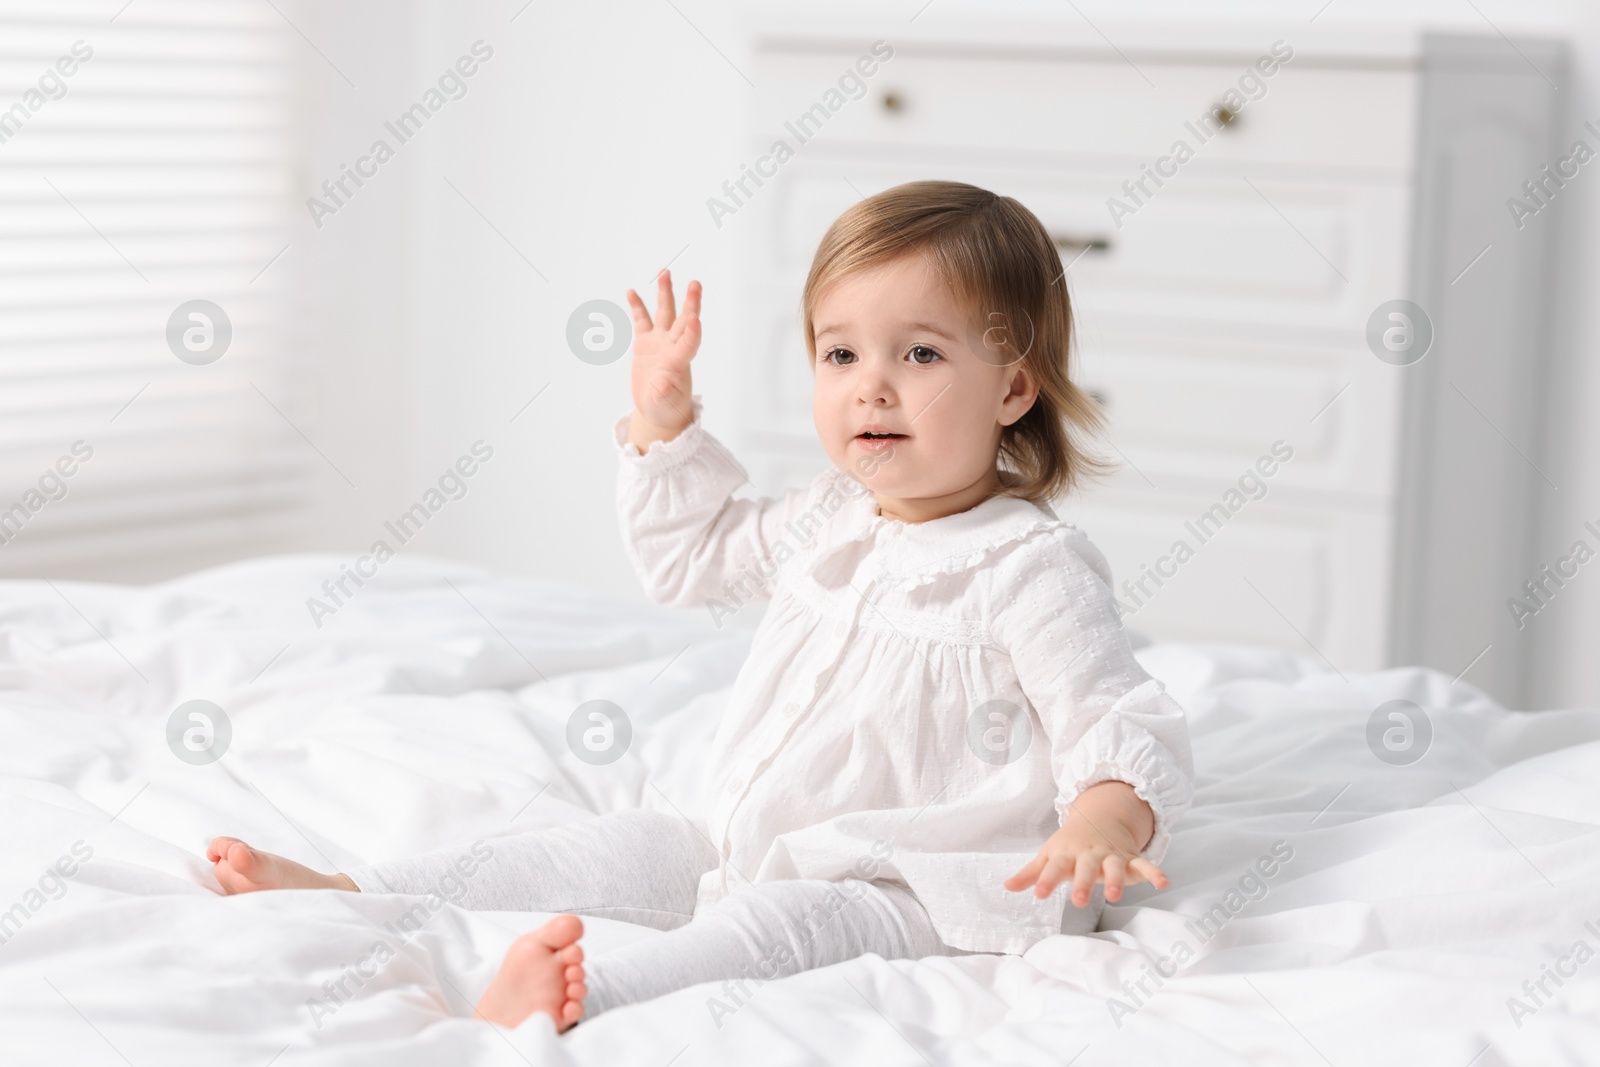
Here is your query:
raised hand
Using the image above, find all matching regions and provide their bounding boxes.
[625,270,702,451]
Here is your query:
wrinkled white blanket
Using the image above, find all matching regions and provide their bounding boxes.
[0,555,1596,1066]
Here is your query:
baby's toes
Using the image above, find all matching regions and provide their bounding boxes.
[223,843,263,881]
[212,841,275,894]
[214,860,257,894]
[564,961,587,1021]
[206,835,242,863]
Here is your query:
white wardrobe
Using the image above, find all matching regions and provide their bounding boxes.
[731,17,1565,709]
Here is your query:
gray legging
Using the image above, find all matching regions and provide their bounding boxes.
[345,809,972,1018]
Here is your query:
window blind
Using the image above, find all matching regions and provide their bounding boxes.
[0,0,309,579]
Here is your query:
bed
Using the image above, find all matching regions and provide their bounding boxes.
[1,554,1596,1066]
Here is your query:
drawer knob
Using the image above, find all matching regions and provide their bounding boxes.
[1211,103,1239,129]
[881,90,905,114]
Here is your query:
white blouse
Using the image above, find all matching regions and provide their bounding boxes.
[613,397,1195,954]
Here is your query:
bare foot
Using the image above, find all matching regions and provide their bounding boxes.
[475,914,588,1031]
[206,836,358,895]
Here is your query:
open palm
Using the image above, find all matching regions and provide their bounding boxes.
[626,270,702,435]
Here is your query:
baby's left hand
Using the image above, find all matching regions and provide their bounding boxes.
[1003,785,1169,906]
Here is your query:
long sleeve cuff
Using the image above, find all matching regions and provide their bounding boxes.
[613,395,710,471]
[1055,679,1195,865]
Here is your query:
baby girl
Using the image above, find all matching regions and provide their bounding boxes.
[205,180,1195,1032]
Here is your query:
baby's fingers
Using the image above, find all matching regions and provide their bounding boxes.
[1128,857,1169,890]
[625,288,653,334]
[673,307,701,356]
[1034,854,1074,899]
[672,279,704,342]
[655,270,677,331]
[1102,854,1129,902]
[1070,853,1100,907]
[674,279,702,333]
[1003,852,1047,892]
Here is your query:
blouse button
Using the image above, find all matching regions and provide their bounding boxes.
[726,777,743,794]
[783,702,800,717]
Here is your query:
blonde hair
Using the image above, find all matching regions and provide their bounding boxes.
[801,180,1112,506]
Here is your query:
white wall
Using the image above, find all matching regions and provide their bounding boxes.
[290,1,425,561]
[408,0,754,605]
[291,0,1600,709]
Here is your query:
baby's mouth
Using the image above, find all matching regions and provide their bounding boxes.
[854,431,906,453]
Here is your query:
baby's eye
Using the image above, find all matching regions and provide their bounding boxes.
[822,346,857,366]
[907,344,943,365]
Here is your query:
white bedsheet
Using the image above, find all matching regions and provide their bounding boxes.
[0,554,1596,1066]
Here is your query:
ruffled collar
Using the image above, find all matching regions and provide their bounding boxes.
[808,468,1062,589]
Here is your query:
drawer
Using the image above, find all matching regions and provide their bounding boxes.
[1072,331,1403,503]
[756,160,1409,338]
[751,46,1418,173]
[742,157,1408,501]
[1052,489,1394,672]
[738,298,1403,506]
[737,438,1393,673]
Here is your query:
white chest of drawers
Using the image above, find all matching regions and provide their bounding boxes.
[730,18,1565,707]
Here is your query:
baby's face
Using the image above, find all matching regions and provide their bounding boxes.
[811,254,1038,523]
